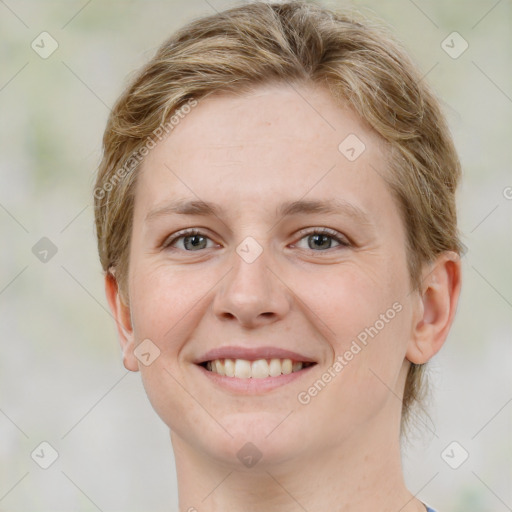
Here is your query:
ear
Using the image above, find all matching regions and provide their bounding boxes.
[105,271,139,372]
[406,251,462,364]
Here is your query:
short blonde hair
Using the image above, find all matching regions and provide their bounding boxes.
[93,0,463,437]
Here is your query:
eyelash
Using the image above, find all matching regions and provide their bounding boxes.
[162,227,351,253]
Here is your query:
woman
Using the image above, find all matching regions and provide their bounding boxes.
[93,2,462,510]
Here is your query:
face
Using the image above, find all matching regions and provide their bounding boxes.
[115,82,424,468]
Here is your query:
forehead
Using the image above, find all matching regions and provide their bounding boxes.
[134,82,395,225]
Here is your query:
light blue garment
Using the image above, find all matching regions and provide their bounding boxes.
[425,506,437,512]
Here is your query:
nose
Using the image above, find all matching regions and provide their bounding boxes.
[212,242,291,329]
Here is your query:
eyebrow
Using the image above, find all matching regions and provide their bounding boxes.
[145,198,372,226]
[146,199,372,225]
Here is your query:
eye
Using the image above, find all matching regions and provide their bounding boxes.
[162,229,216,251]
[162,227,350,253]
[293,227,350,252]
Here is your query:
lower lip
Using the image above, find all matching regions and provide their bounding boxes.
[195,363,317,394]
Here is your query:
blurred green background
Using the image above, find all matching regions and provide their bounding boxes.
[1,0,511,510]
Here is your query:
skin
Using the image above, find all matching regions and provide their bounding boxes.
[105,81,461,512]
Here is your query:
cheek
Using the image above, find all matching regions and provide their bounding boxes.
[127,265,205,432]
[129,260,207,341]
[311,264,407,350]
[310,259,412,402]
[328,276,412,407]
[298,298,411,443]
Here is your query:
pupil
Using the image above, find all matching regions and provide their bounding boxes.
[185,235,206,250]
[310,234,330,250]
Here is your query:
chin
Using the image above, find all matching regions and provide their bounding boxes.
[174,409,312,469]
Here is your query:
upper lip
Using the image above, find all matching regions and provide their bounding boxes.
[195,345,317,364]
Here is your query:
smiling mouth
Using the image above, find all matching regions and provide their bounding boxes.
[199,358,316,379]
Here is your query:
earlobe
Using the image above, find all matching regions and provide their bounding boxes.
[104,271,139,372]
[406,251,462,364]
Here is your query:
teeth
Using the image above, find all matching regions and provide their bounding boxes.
[205,358,307,378]
[224,358,235,377]
[213,359,225,376]
[292,361,302,372]
[281,359,292,375]
[269,358,282,377]
[234,359,252,378]
[251,359,269,379]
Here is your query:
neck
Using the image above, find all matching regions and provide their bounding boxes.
[171,407,426,512]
